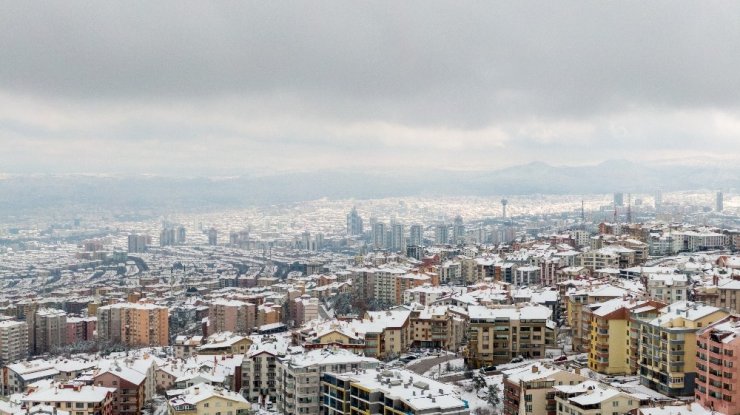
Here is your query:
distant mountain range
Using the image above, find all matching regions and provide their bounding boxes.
[1,160,737,213]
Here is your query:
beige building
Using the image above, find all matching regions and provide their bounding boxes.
[503,363,587,415]
[97,303,169,347]
[22,383,116,415]
[554,381,639,415]
[638,301,729,397]
[241,335,289,404]
[0,320,29,363]
[208,299,256,335]
[168,383,250,415]
[466,304,556,368]
[409,305,467,352]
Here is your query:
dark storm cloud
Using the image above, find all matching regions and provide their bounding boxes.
[1,1,739,174]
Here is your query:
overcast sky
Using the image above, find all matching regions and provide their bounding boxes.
[1,1,739,175]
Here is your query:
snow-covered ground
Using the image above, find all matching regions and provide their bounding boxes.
[423,357,466,378]
[454,374,504,414]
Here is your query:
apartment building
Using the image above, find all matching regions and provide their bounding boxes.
[65,317,96,345]
[588,298,666,375]
[676,230,728,252]
[168,383,251,415]
[694,315,740,415]
[395,273,432,305]
[566,285,626,353]
[554,381,639,415]
[94,364,147,415]
[97,303,169,347]
[647,273,689,304]
[358,309,412,360]
[502,363,586,415]
[197,333,252,356]
[275,348,379,415]
[321,368,470,415]
[208,299,256,335]
[466,304,556,368]
[514,266,540,286]
[0,320,29,364]
[579,246,636,270]
[408,306,467,352]
[33,308,67,355]
[638,302,729,397]
[698,278,740,313]
[293,296,319,326]
[241,335,288,405]
[1,360,59,395]
[22,383,115,415]
[403,285,463,307]
[627,303,663,375]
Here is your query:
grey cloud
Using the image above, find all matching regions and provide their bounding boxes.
[2,1,740,175]
[1,1,740,127]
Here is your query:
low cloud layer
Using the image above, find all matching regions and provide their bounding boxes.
[1,1,739,174]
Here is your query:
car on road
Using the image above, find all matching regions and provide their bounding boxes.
[399,355,418,363]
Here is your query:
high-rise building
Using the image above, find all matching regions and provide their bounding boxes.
[654,190,662,210]
[614,192,624,207]
[453,215,465,244]
[466,304,556,368]
[32,308,67,355]
[435,223,449,244]
[176,225,186,244]
[97,303,169,347]
[501,199,508,219]
[716,191,724,212]
[207,227,218,245]
[208,299,256,334]
[346,206,364,236]
[390,222,405,252]
[160,226,176,246]
[373,222,386,249]
[638,302,728,397]
[0,320,29,363]
[277,349,380,415]
[127,234,151,253]
[408,224,423,246]
[695,315,740,415]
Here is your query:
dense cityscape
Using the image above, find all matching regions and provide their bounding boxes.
[3,2,740,415]
[0,190,737,415]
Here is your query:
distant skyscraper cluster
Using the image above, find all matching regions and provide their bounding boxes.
[127,234,151,253]
[160,224,186,246]
[346,207,363,236]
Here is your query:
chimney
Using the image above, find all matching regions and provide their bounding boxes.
[532,365,538,373]
[194,386,200,395]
